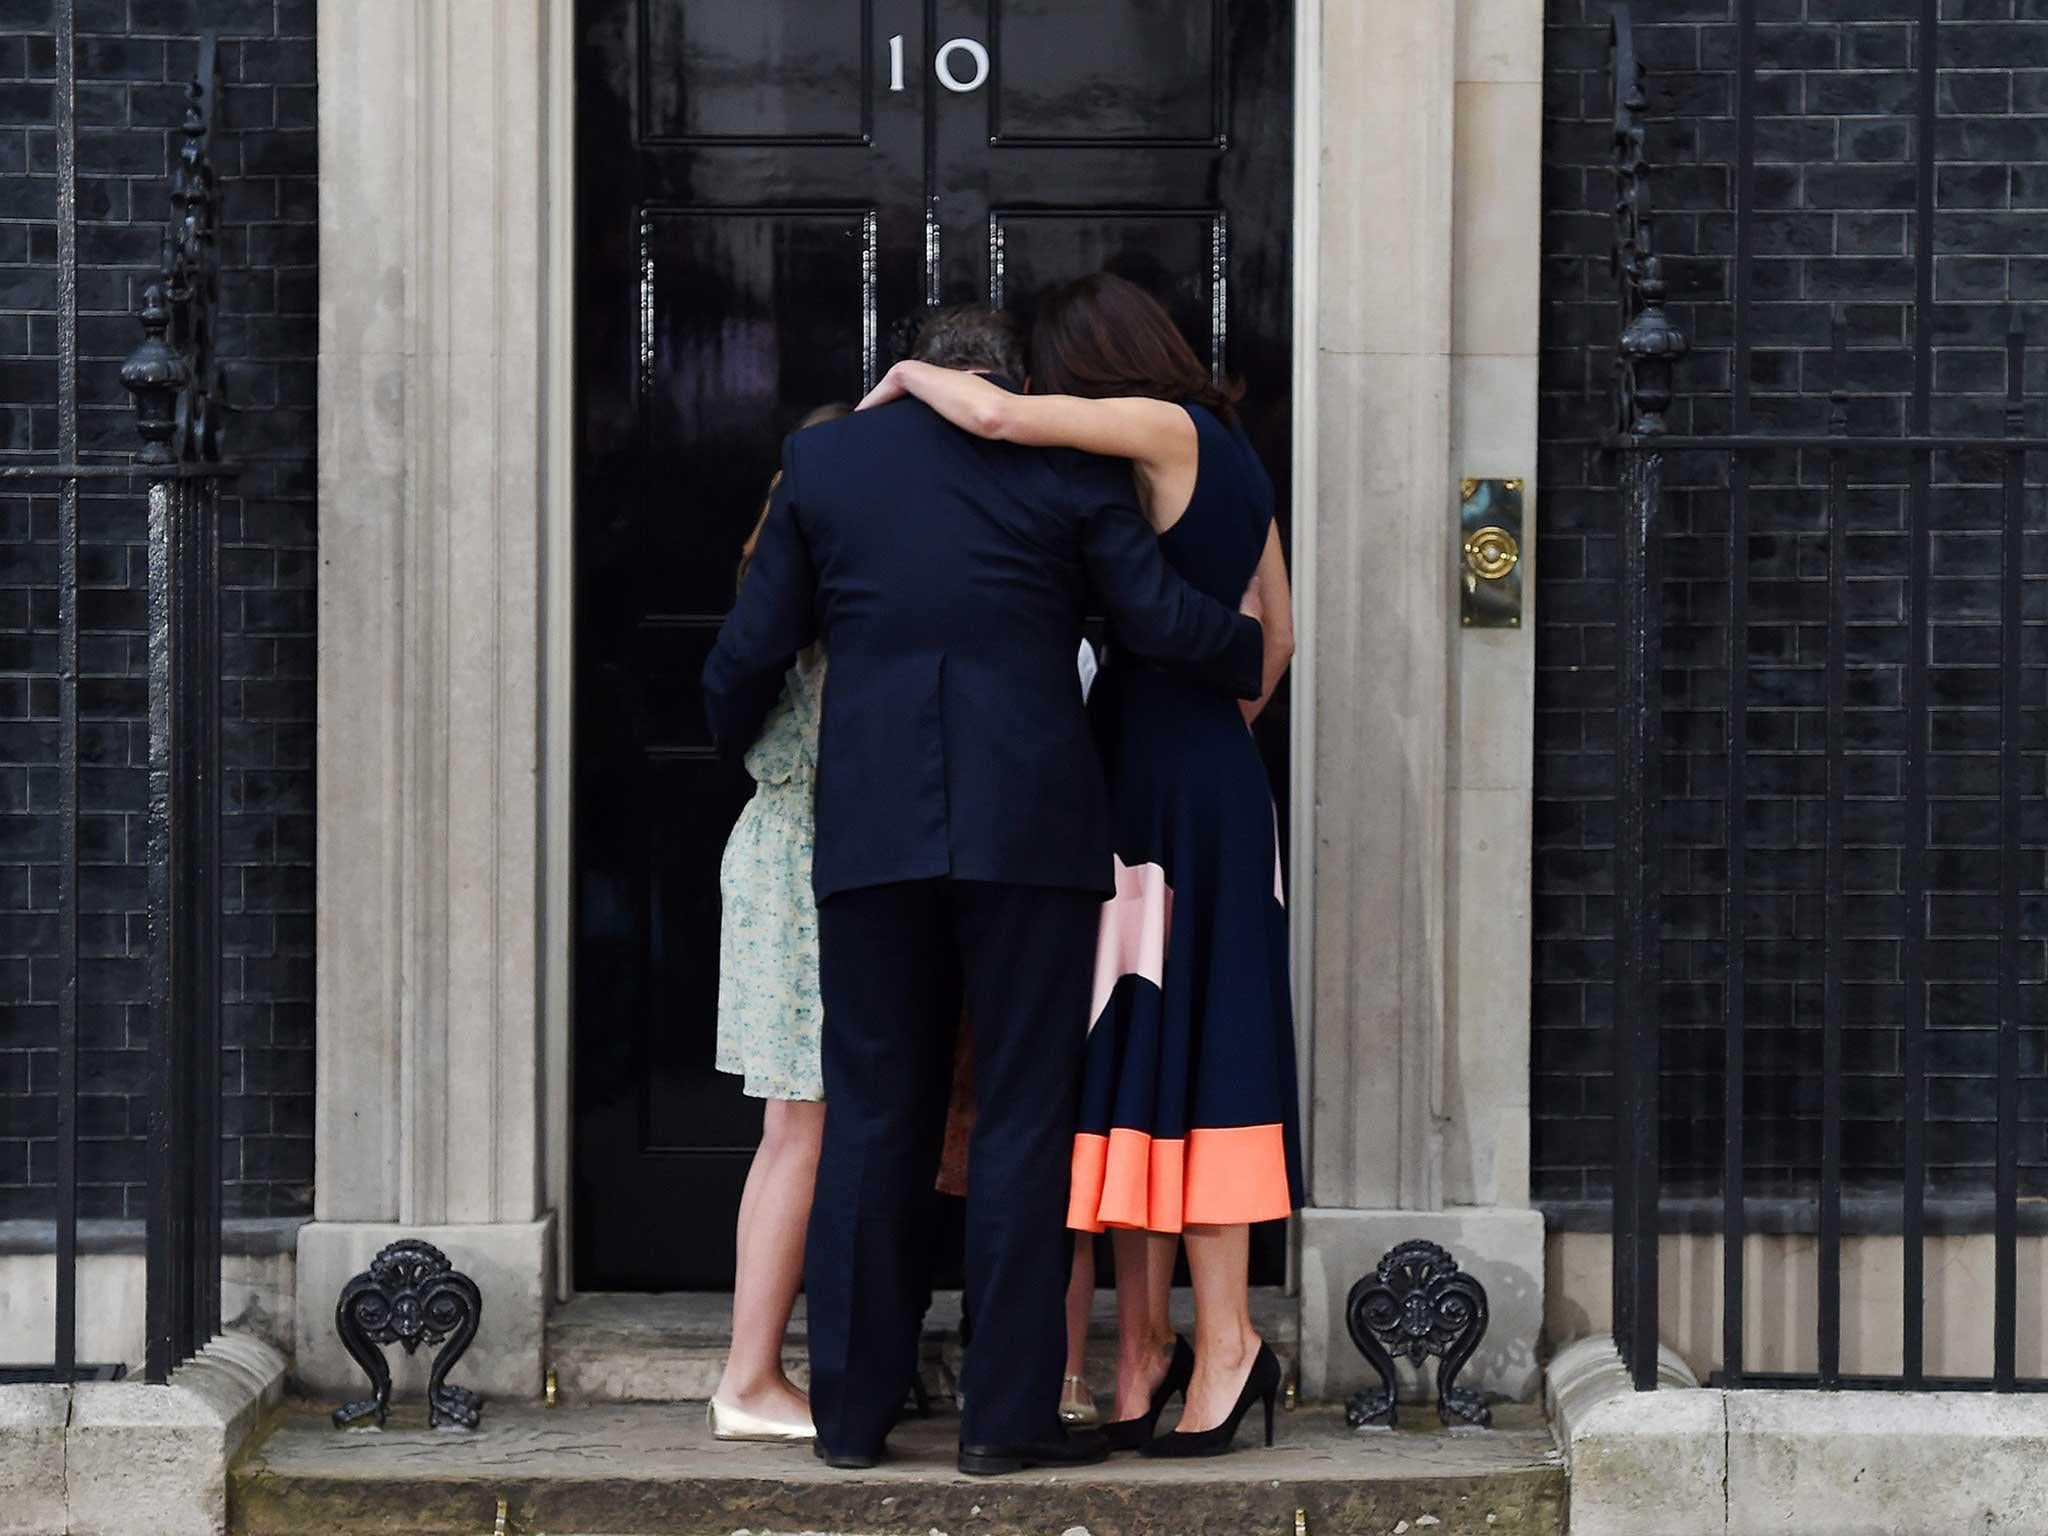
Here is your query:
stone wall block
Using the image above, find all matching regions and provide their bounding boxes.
[1452,81,1543,358]
[1458,0,1546,84]
[1546,1338,1724,1536]
[0,1385,70,1536]
[1307,347,1454,1213]
[1726,1390,2048,1536]
[1445,786,1534,1208]
[63,1332,286,1536]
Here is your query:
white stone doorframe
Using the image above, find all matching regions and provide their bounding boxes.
[1289,0,1548,1404]
[305,0,1548,1405]
[304,0,564,1400]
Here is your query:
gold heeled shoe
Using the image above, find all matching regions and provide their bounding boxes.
[707,1397,816,1443]
[1059,1373,1100,1427]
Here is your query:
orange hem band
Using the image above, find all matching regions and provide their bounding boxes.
[1068,1123,1294,1234]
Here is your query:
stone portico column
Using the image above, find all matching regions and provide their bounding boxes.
[298,0,560,1398]
[1296,0,1547,1402]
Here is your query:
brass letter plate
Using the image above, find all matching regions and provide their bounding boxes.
[1460,477,1524,629]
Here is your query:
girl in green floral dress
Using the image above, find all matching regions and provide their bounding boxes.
[707,403,849,1443]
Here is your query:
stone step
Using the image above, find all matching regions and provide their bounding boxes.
[548,1287,1301,1406]
[230,1400,1566,1536]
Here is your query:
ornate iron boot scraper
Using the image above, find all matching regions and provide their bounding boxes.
[1344,1240,1492,1430]
[332,1239,484,1429]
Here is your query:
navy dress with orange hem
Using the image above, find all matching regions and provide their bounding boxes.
[1067,403,1305,1235]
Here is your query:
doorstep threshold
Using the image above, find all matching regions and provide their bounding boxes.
[232,1399,1564,1536]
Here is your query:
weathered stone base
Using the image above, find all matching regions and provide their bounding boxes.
[1546,1228,2048,1380]
[230,1400,1566,1536]
[292,1217,555,1405]
[1545,1336,1717,1536]
[1549,1333,2048,1536]
[0,1330,287,1536]
[0,1225,299,1368]
[0,1384,68,1536]
[1297,1205,1546,1403]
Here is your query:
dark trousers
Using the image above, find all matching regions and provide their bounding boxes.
[807,878,1099,1455]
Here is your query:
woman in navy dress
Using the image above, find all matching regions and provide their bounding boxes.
[858,272,1301,1457]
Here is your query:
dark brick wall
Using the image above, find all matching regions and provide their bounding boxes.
[1536,0,2048,1207]
[0,0,315,1221]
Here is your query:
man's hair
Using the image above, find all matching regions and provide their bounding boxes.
[910,304,1026,378]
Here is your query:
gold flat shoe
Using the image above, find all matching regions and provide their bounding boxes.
[1059,1373,1100,1427]
[707,1397,816,1443]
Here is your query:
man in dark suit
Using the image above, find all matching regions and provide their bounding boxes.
[702,307,1262,1474]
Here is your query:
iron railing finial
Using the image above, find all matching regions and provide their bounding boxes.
[121,284,186,467]
[1611,6,1689,440]
[121,32,223,467]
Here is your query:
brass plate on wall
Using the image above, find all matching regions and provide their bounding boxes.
[1460,477,1524,629]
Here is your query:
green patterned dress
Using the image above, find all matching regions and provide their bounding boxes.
[715,647,826,1102]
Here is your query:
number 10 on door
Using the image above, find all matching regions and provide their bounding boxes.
[889,34,991,94]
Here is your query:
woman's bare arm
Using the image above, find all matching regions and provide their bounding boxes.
[858,359,1194,476]
[1241,519,1294,726]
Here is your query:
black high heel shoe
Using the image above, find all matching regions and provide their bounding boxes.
[1140,1341,1281,1459]
[1101,1334,1196,1452]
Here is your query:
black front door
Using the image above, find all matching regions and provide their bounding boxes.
[574,0,1295,1291]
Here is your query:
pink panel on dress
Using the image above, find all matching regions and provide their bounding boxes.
[1088,856,1173,1030]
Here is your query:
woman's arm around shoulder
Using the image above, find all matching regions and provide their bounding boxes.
[858,360,1194,470]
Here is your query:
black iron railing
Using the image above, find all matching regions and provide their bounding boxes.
[1604,2,2048,1393]
[5,13,232,1385]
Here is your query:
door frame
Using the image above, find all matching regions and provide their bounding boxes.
[543,0,579,1298]
[538,4,1323,1299]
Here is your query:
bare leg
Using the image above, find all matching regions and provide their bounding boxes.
[1065,1234,1095,1379]
[1111,1228,1179,1420]
[1175,1222,1259,1434]
[713,1098,827,1418]
[1146,1229,1176,1349]
[1061,1235,1098,1421]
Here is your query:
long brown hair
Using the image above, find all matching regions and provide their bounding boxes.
[1028,271,1244,424]
[737,401,852,590]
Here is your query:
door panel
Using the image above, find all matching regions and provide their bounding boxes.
[991,211,1226,373]
[575,0,1292,1291]
[990,1,1222,144]
[642,2,873,143]
[637,207,879,615]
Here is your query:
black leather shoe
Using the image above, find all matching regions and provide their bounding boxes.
[1141,1342,1282,1459]
[1102,1334,1196,1452]
[812,1440,886,1469]
[957,1427,1111,1476]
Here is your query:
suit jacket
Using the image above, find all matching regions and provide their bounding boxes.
[702,385,1263,900]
